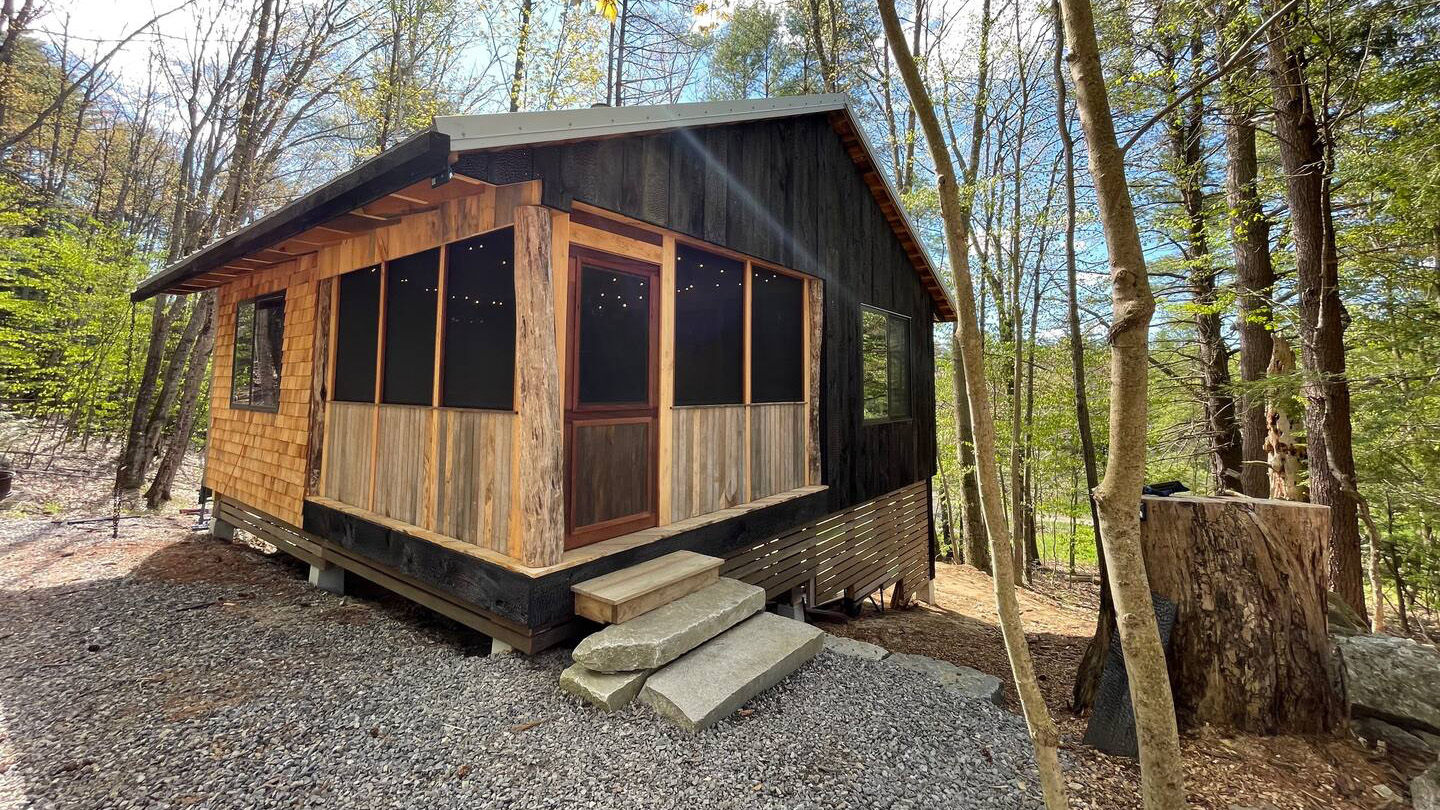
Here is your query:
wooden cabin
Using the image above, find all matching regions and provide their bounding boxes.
[132,95,957,653]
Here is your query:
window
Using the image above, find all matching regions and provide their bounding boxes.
[231,292,286,411]
[382,248,439,405]
[333,265,380,402]
[861,306,909,421]
[673,244,743,405]
[750,268,804,403]
[443,228,515,410]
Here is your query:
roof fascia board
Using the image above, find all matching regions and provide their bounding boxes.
[131,130,452,301]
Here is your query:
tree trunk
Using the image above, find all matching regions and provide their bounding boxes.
[145,296,216,509]
[1054,0,1113,711]
[954,335,990,572]
[509,0,534,112]
[1265,0,1367,623]
[1264,336,1304,500]
[1220,2,1274,498]
[1139,495,1341,733]
[1058,0,1186,804]
[879,2,1067,807]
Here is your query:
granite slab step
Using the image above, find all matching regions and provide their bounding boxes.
[559,663,650,711]
[571,551,723,625]
[639,612,825,733]
[572,577,764,673]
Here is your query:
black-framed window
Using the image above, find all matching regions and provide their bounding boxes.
[231,292,286,411]
[333,265,381,402]
[861,305,909,421]
[673,244,743,405]
[382,248,440,405]
[750,268,804,403]
[442,228,515,410]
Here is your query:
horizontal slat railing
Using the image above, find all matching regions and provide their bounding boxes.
[722,481,930,605]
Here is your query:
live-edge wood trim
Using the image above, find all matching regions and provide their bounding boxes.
[509,205,565,567]
[657,234,676,524]
[306,277,333,496]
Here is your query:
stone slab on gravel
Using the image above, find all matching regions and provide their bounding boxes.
[823,634,889,661]
[887,652,1004,705]
[640,612,824,732]
[559,663,649,711]
[573,577,763,673]
[1414,763,1440,810]
[1334,634,1440,733]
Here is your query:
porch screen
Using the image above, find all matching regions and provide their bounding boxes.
[382,248,439,405]
[230,292,285,411]
[749,268,804,403]
[673,244,743,405]
[333,266,380,402]
[861,305,909,421]
[442,228,515,410]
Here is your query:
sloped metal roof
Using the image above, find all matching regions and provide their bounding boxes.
[133,95,955,321]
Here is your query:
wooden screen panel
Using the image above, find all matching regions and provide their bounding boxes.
[434,408,514,552]
[671,404,746,520]
[750,402,805,499]
[721,481,930,603]
[321,401,375,507]
[570,420,652,529]
[372,404,430,524]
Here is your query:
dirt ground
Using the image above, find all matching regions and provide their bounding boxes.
[819,561,1412,810]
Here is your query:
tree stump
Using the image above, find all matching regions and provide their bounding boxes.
[1139,494,1342,734]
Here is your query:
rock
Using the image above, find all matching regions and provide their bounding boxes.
[1327,592,1368,635]
[572,578,764,673]
[822,635,889,661]
[639,612,824,732]
[1352,716,1434,754]
[1373,784,1403,807]
[1333,634,1440,734]
[559,663,649,711]
[1413,763,1440,810]
[886,653,1003,705]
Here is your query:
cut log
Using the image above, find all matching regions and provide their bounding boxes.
[1139,494,1342,734]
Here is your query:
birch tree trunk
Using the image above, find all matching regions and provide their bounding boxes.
[1058,0,1186,805]
[879,3,1067,807]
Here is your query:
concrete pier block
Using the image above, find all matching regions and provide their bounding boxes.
[209,516,235,541]
[308,562,345,595]
[490,638,515,657]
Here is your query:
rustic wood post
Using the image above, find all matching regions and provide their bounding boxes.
[510,205,565,567]
[305,276,333,497]
[1139,494,1342,733]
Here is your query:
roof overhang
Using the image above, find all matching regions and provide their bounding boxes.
[131,130,452,301]
[133,96,956,322]
[434,96,957,322]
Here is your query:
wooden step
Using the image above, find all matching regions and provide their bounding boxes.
[572,551,724,624]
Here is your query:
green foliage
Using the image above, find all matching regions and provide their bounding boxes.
[0,179,153,435]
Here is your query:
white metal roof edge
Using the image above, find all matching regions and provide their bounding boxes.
[434,94,956,320]
[433,94,850,151]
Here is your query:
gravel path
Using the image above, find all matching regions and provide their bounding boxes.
[0,522,1044,810]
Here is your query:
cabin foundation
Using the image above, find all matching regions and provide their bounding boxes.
[308,562,346,595]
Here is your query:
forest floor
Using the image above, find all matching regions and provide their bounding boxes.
[820,561,1413,810]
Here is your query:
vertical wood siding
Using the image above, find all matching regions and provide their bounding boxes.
[671,405,747,520]
[455,115,938,514]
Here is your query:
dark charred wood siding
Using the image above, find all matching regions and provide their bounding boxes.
[454,114,938,513]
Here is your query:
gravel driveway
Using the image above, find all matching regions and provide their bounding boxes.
[0,519,1044,810]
